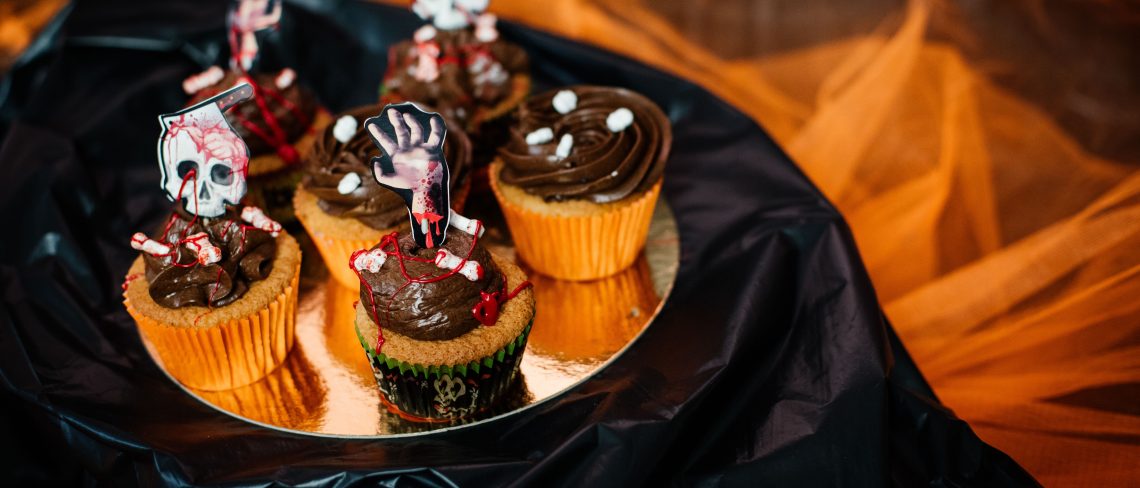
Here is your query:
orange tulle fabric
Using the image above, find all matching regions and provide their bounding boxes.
[388,0,1140,484]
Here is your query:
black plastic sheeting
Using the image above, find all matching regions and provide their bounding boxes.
[0,1,1039,486]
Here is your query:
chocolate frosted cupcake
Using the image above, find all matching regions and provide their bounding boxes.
[381,5,530,167]
[354,231,534,421]
[490,85,672,280]
[294,104,472,289]
[183,67,330,223]
[124,84,301,391]
[350,103,535,421]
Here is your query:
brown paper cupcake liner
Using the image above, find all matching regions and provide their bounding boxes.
[125,268,300,391]
[491,176,662,281]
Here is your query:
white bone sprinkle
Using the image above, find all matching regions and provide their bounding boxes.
[241,206,282,237]
[337,172,362,195]
[555,133,574,159]
[130,233,171,256]
[552,90,577,114]
[183,233,222,265]
[449,209,486,237]
[434,249,483,281]
[181,66,224,95]
[606,107,634,132]
[474,13,499,42]
[332,115,358,143]
[413,25,437,43]
[353,249,387,273]
[525,127,553,145]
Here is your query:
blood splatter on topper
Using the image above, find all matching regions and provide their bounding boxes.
[157,83,254,218]
[230,0,281,71]
[364,103,452,249]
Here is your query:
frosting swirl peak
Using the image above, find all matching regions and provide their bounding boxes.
[357,231,503,341]
[497,86,672,203]
[142,207,276,308]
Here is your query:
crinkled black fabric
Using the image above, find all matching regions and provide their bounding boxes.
[0,1,1038,486]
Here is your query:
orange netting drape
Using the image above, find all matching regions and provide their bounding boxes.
[457,0,1139,485]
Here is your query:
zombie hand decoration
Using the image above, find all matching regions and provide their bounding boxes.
[230,0,282,70]
[365,103,452,248]
[157,83,254,218]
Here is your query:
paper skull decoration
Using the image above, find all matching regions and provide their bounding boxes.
[364,103,452,249]
[412,0,488,30]
[157,83,254,218]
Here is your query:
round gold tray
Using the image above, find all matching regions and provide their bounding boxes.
[142,193,679,437]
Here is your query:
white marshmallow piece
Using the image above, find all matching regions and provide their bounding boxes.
[130,232,172,256]
[337,172,362,195]
[240,206,282,237]
[606,107,634,132]
[332,115,358,143]
[275,68,296,90]
[552,90,577,114]
[525,127,553,145]
[449,209,486,237]
[353,249,388,273]
[555,133,574,159]
[183,233,222,266]
[434,249,484,281]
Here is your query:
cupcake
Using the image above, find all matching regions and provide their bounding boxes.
[294,104,473,290]
[381,1,530,167]
[183,67,329,225]
[123,83,301,391]
[350,103,535,421]
[490,86,672,280]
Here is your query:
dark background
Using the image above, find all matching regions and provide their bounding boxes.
[0,1,1036,486]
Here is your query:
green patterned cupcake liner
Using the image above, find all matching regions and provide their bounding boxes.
[356,319,533,421]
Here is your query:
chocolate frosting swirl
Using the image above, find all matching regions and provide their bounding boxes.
[142,207,276,308]
[498,86,672,203]
[383,28,528,129]
[358,231,503,341]
[302,104,472,230]
[188,70,318,157]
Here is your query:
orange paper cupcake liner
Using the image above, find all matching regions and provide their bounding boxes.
[125,269,300,391]
[296,217,379,290]
[491,177,662,281]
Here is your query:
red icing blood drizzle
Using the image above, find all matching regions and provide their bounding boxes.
[139,169,260,316]
[350,222,530,351]
[222,23,308,166]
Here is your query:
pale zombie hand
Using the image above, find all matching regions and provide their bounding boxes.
[366,104,451,248]
[232,0,282,70]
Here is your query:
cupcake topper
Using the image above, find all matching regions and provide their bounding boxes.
[364,103,452,249]
[157,83,254,218]
[229,0,281,71]
[412,0,488,30]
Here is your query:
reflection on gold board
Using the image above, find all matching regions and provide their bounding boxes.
[145,201,679,436]
[526,257,659,362]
